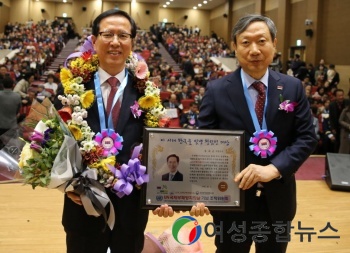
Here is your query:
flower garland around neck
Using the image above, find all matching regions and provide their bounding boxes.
[58,49,165,189]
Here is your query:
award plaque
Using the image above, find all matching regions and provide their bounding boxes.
[140,128,245,211]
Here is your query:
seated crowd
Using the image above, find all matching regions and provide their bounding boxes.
[1,20,349,155]
[0,19,68,124]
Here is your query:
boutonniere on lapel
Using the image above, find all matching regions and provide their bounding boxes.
[126,53,166,127]
[279,94,297,112]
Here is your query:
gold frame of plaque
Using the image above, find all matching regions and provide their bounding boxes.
[140,128,245,211]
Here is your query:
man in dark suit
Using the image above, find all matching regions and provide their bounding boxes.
[329,89,350,152]
[180,102,199,129]
[182,55,195,78]
[198,14,317,253]
[0,77,21,149]
[177,85,191,101]
[161,154,183,181]
[163,93,182,110]
[63,10,148,253]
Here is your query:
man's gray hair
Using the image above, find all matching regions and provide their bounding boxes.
[231,14,277,44]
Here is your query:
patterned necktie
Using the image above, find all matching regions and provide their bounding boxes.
[106,77,121,127]
[252,81,266,127]
[170,174,174,181]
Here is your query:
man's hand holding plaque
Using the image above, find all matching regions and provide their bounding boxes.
[153,203,210,218]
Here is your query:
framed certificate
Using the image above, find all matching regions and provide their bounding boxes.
[140,128,245,211]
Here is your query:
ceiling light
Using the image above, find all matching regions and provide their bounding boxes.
[163,5,167,8]
[166,1,170,4]
[198,4,202,7]
[193,6,197,9]
[203,1,208,4]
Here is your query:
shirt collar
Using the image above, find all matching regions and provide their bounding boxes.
[98,67,126,85]
[242,68,269,89]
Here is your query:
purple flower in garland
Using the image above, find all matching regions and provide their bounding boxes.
[130,101,142,118]
[94,129,123,157]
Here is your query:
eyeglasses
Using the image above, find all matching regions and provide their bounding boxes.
[98,32,132,42]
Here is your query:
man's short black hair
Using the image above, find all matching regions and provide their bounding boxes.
[92,9,137,39]
[3,76,14,89]
[167,154,179,163]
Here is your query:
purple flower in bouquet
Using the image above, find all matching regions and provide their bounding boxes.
[44,128,53,142]
[30,130,45,143]
[30,142,42,153]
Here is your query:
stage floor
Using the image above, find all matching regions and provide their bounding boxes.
[0,180,349,253]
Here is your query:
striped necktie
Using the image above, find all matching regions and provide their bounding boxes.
[252,81,266,127]
[106,77,121,127]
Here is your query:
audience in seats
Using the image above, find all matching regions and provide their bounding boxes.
[177,85,191,101]
[163,93,183,112]
[13,73,35,99]
[0,19,349,155]
[0,18,68,131]
[43,74,58,96]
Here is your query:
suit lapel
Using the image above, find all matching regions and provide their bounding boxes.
[116,72,138,133]
[266,70,283,125]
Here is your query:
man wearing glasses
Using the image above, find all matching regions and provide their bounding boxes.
[62,9,148,253]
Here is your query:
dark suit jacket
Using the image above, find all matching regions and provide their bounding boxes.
[198,67,317,221]
[329,99,350,135]
[161,171,183,181]
[177,91,191,101]
[62,71,149,237]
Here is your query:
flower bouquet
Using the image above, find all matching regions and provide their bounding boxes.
[17,35,168,228]
[0,128,25,182]
[18,98,115,229]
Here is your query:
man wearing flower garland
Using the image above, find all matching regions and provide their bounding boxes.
[62,9,149,253]
[198,15,317,252]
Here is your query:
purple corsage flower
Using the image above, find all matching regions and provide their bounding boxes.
[279,95,297,112]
